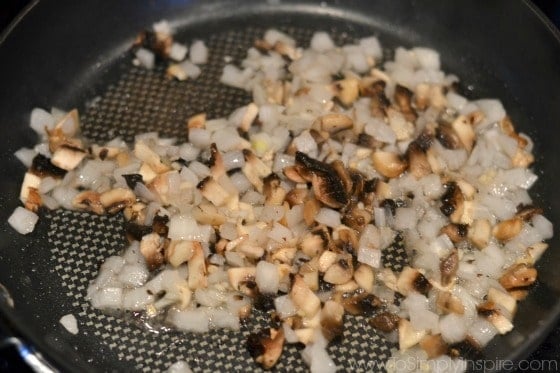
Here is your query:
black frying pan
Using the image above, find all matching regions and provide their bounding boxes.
[0,1,559,372]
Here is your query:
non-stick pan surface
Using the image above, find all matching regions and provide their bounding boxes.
[0,1,559,372]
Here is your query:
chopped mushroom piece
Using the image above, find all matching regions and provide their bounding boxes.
[369,311,400,333]
[99,188,136,214]
[140,232,165,270]
[320,300,345,342]
[399,318,427,351]
[51,145,87,171]
[290,275,321,318]
[492,218,523,241]
[419,334,448,359]
[72,190,104,215]
[246,328,285,370]
[397,267,432,296]
[477,301,513,334]
[499,263,537,290]
[371,151,407,179]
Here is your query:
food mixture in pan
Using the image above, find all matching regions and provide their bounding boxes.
[10,21,553,372]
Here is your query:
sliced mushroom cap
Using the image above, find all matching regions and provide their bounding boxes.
[246,328,285,370]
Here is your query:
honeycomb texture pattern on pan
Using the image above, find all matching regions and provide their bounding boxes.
[47,24,408,372]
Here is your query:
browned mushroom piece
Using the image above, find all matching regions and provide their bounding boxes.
[476,301,513,334]
[187,242,207,289]
[369,311,400,333]
[323,256,354,285]
[440,181,464,223]
[263,173,286,205]
[197,176,230,206]
[440,249,459,286]
[133,29,173,58]
[290,275,321,318]
[242,149,272,192]
[514,205,544,221]
[360,79,390,118]
[228,267,257,291]
[436,291,465,315]
[320,300,345,342]
[166,240,196,267]
[436,124,461,150]
[371,151,408,179]
[419,334,448,359]
[284,188,308,206]
[295,152,348,209]
[208,143,225,178]
[397,266,432,296]
[312,113,354,136]
[333,77,360,107]
[140,232,165,271]
[405,141,432,179]
[23,187,42,213]
[439,223,468,243]
[186,112,206,130]
[246,328,285,370]
[282,165,307,183]
[394,84,417,122]
[451,115,475,152]
[303,197,321,227]
[492,218,523,241]
[99,188,136,214]
[29,154,67,179]
[499,263,537,290]
[340,288,382,316]
[72,190,104,215]
[299,232,327,257]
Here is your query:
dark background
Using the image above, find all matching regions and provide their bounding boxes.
[0,1,559,372]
